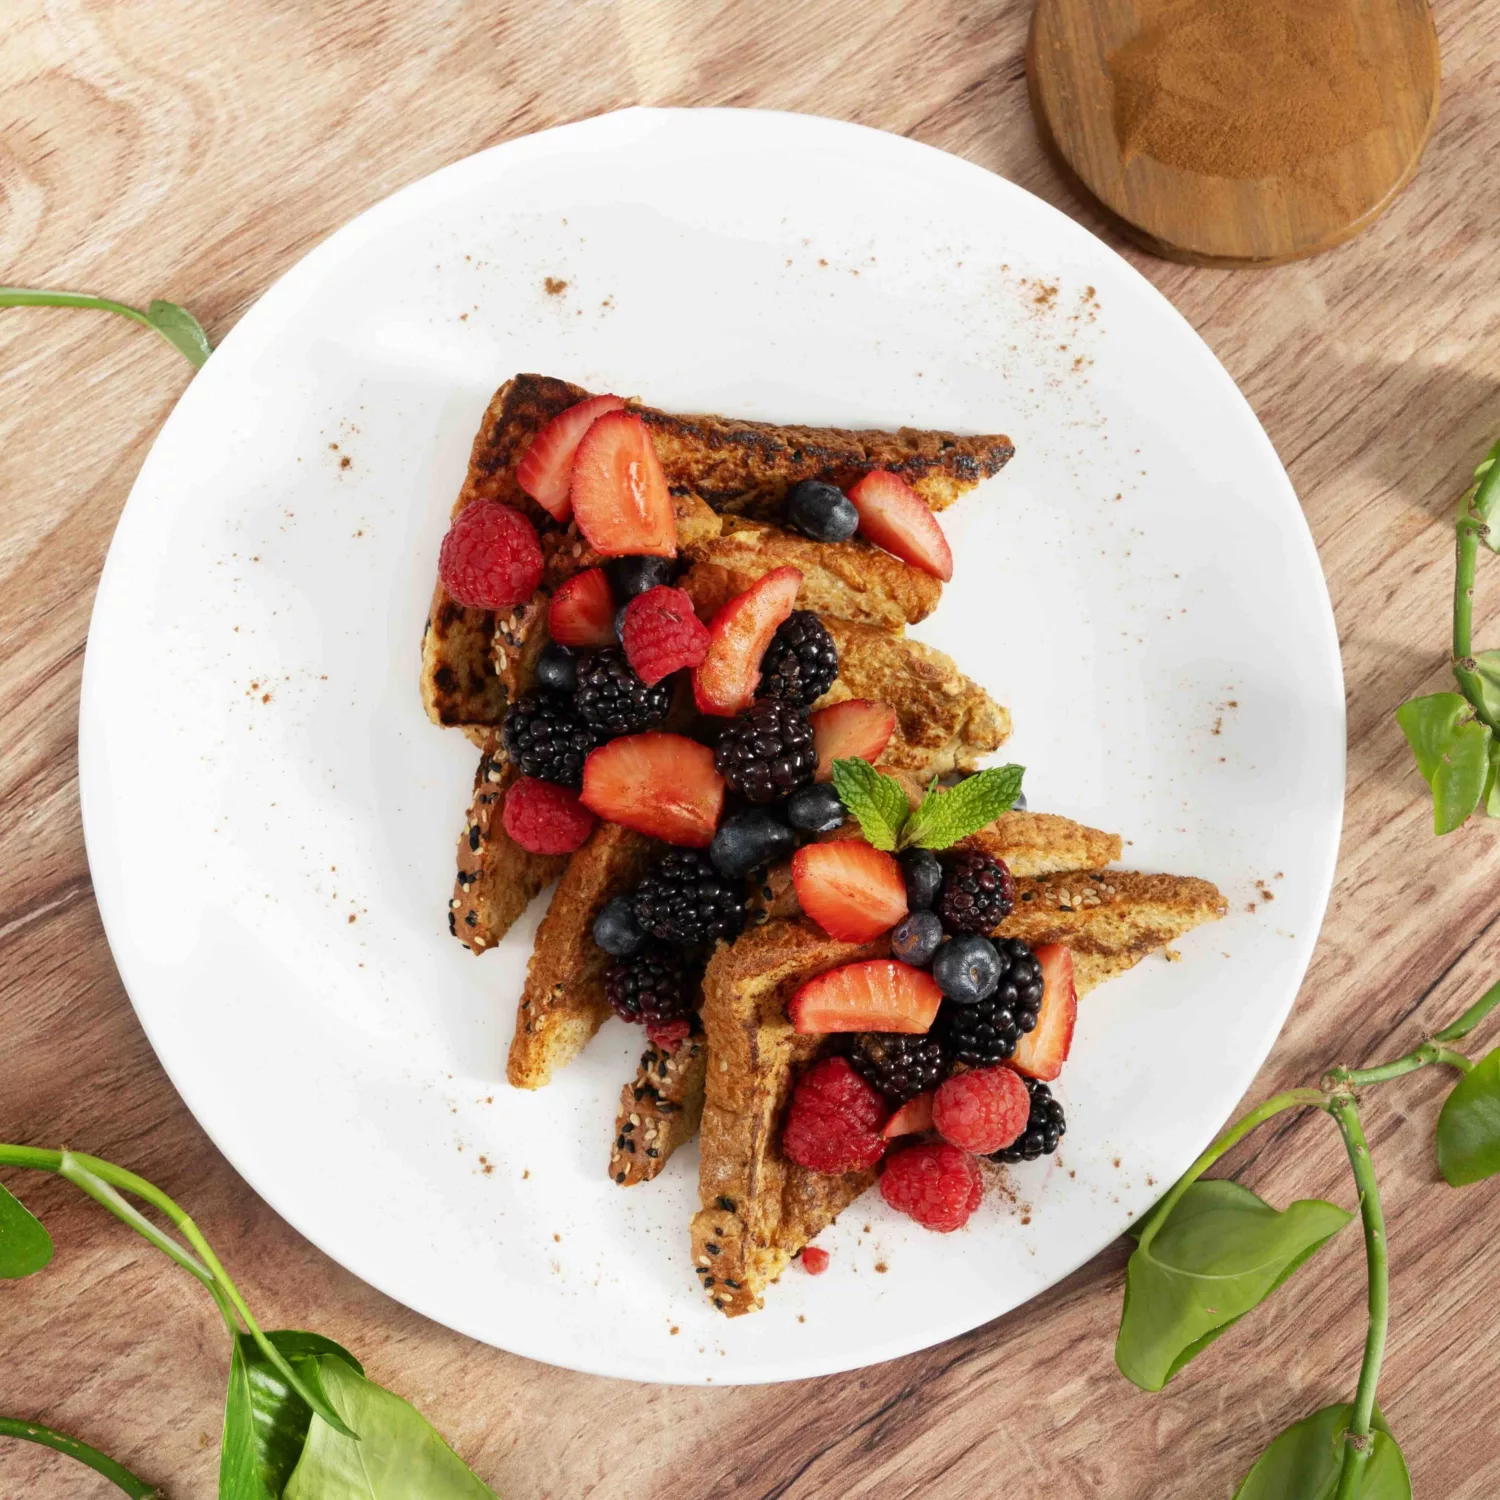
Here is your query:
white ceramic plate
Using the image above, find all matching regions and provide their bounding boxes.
[79,108,1344,1385]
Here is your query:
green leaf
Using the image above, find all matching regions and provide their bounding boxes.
[830,759,909,850]
[1115,1179,1352,1391]
[221,1331,365,1500]
[1395,693,1492,834]
[0,1180,53,1278]
[284,1354,496,1500]
[1485,739,1500,819]
[1232,1403,1409,1499]
[1472,649,1500,726]
[1437,1047,1500,1186]
[144,299,212,367]
[899,765,1025,850]
[1470,438,1500,550]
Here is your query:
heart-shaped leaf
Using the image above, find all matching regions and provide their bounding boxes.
[221,1331,364,1499]
[1395,693,1492,834]
[1437,1048,1500,1186]
[1472,650,1500,728]
[1116,1179,1352,1391]
[0,1180,53,1278]
[284,1352,496,1499]
[1232,1403,1410,1499]
[144,299,212,368]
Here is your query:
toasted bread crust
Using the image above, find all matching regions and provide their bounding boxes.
[996,870,1228,995]
[692,921,887,1315]
[450,738,568,952]
[507,822,659,1089]
[610,1036,708,1186]
[682,517,942,630]
[962,811,1123,875]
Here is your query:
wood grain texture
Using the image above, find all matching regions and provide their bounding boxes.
[1029,0,1441,266]
[2,1,1500,1496]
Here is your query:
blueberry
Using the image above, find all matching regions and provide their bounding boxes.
[933,935,1001,1004]
[710,808,796,879]
[593,896,646,957]
[536,641,578,694]
[605,555,677,601]
[891,910,944,967]
[784,480,859,543]
[900,848,943,910]
[614,603,630,642]
[786,783,846,833]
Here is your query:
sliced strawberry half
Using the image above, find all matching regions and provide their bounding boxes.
[809,698,898,781]
[789,960,942,1035]
[547,566,616,647]
[516,394,626,522]
[691,566,803,716]
[883,1090,935,1139]
[847,471,954,581]
[1010,944,1078,1082]
[792,841,907,943]
[568,410,676,558]
[579,732,724,847]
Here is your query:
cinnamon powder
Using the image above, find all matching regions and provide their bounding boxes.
[1109,0,1386,178]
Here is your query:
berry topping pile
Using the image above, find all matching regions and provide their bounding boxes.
[438,500,544,610]
[782,1057,888,1174]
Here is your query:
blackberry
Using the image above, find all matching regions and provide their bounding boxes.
[937,938,1044,1065]
[714,699,817,803]
[605,944,693,1024]
[501,691,600,787]
[848,1032,948,1103]
[573,647,671,736]
[758,611,839,706]
[631,850,746,947]
[936,850,1016,935]
[990,1078,1066,1163]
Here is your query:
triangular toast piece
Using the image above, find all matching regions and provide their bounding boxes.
[690,919,888,1316]
[995,870,1227,995]
[610,1033,708,1186]
[507,821,660,1089]
[450,735,568,953]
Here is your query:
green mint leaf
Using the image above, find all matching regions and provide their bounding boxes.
[0,1180,52,1278]
[145,299,212,367]
[1436,1048,1500,1186]
[830,759,908,850]
[1232,1403,1409,1500]
[1395,693,1491,834]
[1115,1179,1351,1392]
[900,765,1025,850]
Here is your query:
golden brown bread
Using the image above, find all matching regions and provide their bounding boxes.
[610,1035,708,1186]
[450,736,568,953]
[507,821,659,1089]
[691,920,887,1316]
[681,516,942,631]
[995,870,1228,995]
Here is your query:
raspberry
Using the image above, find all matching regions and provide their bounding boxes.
[645,1017,693,1052]
[621,586,711,686]
[931,1066,1030,1154]
[879,1142,982,1232]
[501,775,596,854]
[800,1246,830,1275]
[438,500,544,610]
[782,1056,888,1174]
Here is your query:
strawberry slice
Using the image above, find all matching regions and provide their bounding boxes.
[516,394,626,522]
[1010,944,1078,1082]
[547,566,616,647]
[792,841,907,943]
[789,960,942,1035]
[882,1090,935,1138]
[809,699,897,781]
[847,471,954,581]
[691,566,803,716]
[569,411,676,558]
[579,732,724,847]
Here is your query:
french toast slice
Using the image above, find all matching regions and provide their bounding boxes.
[996,870,1228,995]
[610,1033,708,1186]
[450,735,569,953]
[690,920,889,1316]
[507,821,660,1089]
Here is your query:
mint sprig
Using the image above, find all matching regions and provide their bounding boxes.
[829,759,1025,851]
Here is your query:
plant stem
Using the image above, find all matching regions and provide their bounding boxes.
[0,286,156,329]
[0,1416,160,1499]
[1332,1040,1474,1088]
[1453,448,1500,733]
[1136,1088,1328,1254]
[1434,975,1500,1042]
[1327,1095,1389,1500]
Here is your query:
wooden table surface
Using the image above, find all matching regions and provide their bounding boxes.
[4,2,1500,1496]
